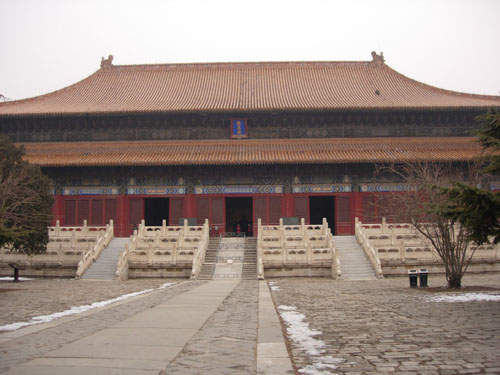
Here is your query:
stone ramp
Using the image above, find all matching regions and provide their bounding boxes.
[82,237,129,280]
[198,237,258,280]
[334,235,377,280]
[212,237,245,280]
[1,281,239,375]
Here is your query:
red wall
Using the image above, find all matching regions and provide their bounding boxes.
[52,191,404,237]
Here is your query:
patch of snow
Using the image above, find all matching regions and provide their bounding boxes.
[278,305,344,374]
[426,292,500,303]
[278,305,296,311]
[0,281,176,332]
[0,277,33,281]
[268,281,280,291]
[159,282,176,289]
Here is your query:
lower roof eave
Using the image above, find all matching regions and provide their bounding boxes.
[36,158,477,168]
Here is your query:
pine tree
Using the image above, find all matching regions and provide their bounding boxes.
[0,135,54,254]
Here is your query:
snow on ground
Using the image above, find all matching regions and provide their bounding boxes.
[0,277,33,281]
[278,305,344,375]
[268,281,280,291]
[159,282,176,289]
[0,282,176,332]
[426,292,500,303]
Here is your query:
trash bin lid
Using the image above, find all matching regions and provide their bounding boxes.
[408,269,418,274]
[419,268,428,273]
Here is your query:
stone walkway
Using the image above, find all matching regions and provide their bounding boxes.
[163,280,258,374]
[0,280,200,373]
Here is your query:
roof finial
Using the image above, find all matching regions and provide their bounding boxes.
[100,55,114,69]
[371,51,385,64]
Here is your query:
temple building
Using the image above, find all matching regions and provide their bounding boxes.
[1,52,499,237]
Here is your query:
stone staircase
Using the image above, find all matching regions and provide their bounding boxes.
[82,237,129,280]
[242,237,257,280]
[333,235,377,280]
[197,238,220,280]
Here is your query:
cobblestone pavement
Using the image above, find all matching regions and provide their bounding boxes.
[162,280,258,375]
[0,280,201,373]
[270,274,500,375]
[0,277,178,326]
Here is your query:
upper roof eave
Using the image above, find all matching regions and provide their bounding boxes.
[2,105,500,119]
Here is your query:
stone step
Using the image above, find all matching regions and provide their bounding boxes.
[241,239,257,280]
[197,238,222,280]
[334,235,377,280]
[82,237,128,280]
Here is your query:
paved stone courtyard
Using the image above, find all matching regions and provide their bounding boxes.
[0,274,499,374]
[0,278,172,326]
[270,274,500,375]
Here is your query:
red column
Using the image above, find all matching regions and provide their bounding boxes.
[51,195,64,225]
[352,190,362,223]
[116,194,128,237]
[284,193,294,217]
[185,193,196,218]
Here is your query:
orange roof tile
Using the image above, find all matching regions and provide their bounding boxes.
[21,138,483,167]
[2,55,500,116]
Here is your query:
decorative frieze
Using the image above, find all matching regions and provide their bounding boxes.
[292,184,351,193]
[129,177,181,186]
[127,186,185,195]
[360,184,411,192]
[195,185,283,195]
[1,110,481,143]
[63,187,119,195]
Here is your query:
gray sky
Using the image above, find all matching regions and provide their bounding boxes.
[1,0,499,101]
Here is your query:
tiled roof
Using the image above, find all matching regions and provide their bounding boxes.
[22,138,482,167]
[2,55,500,116]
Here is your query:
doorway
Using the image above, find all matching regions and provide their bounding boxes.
[309,196,335,233]
[144,198,169,226]
[225,197,253,235]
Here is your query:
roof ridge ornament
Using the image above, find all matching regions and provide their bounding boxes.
[371,51,385,64]
[100,55,114,69]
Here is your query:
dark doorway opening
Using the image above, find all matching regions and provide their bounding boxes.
[225,197,253,235]
[144,198,169,226]
[309,196,335,234]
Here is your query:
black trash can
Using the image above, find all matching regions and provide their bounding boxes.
[419,268,428,288]
[408,269,418,288]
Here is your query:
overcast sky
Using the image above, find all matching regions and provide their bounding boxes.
[1,0,499,101]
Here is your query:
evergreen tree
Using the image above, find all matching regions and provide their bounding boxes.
[0,135,54,254]
[440,108,500,245]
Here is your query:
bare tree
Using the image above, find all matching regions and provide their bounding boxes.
[375,161,483,288]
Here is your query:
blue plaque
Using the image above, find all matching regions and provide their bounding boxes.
[231,119,247,138]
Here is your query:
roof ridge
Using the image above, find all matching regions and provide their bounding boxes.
[107,60,377,71]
